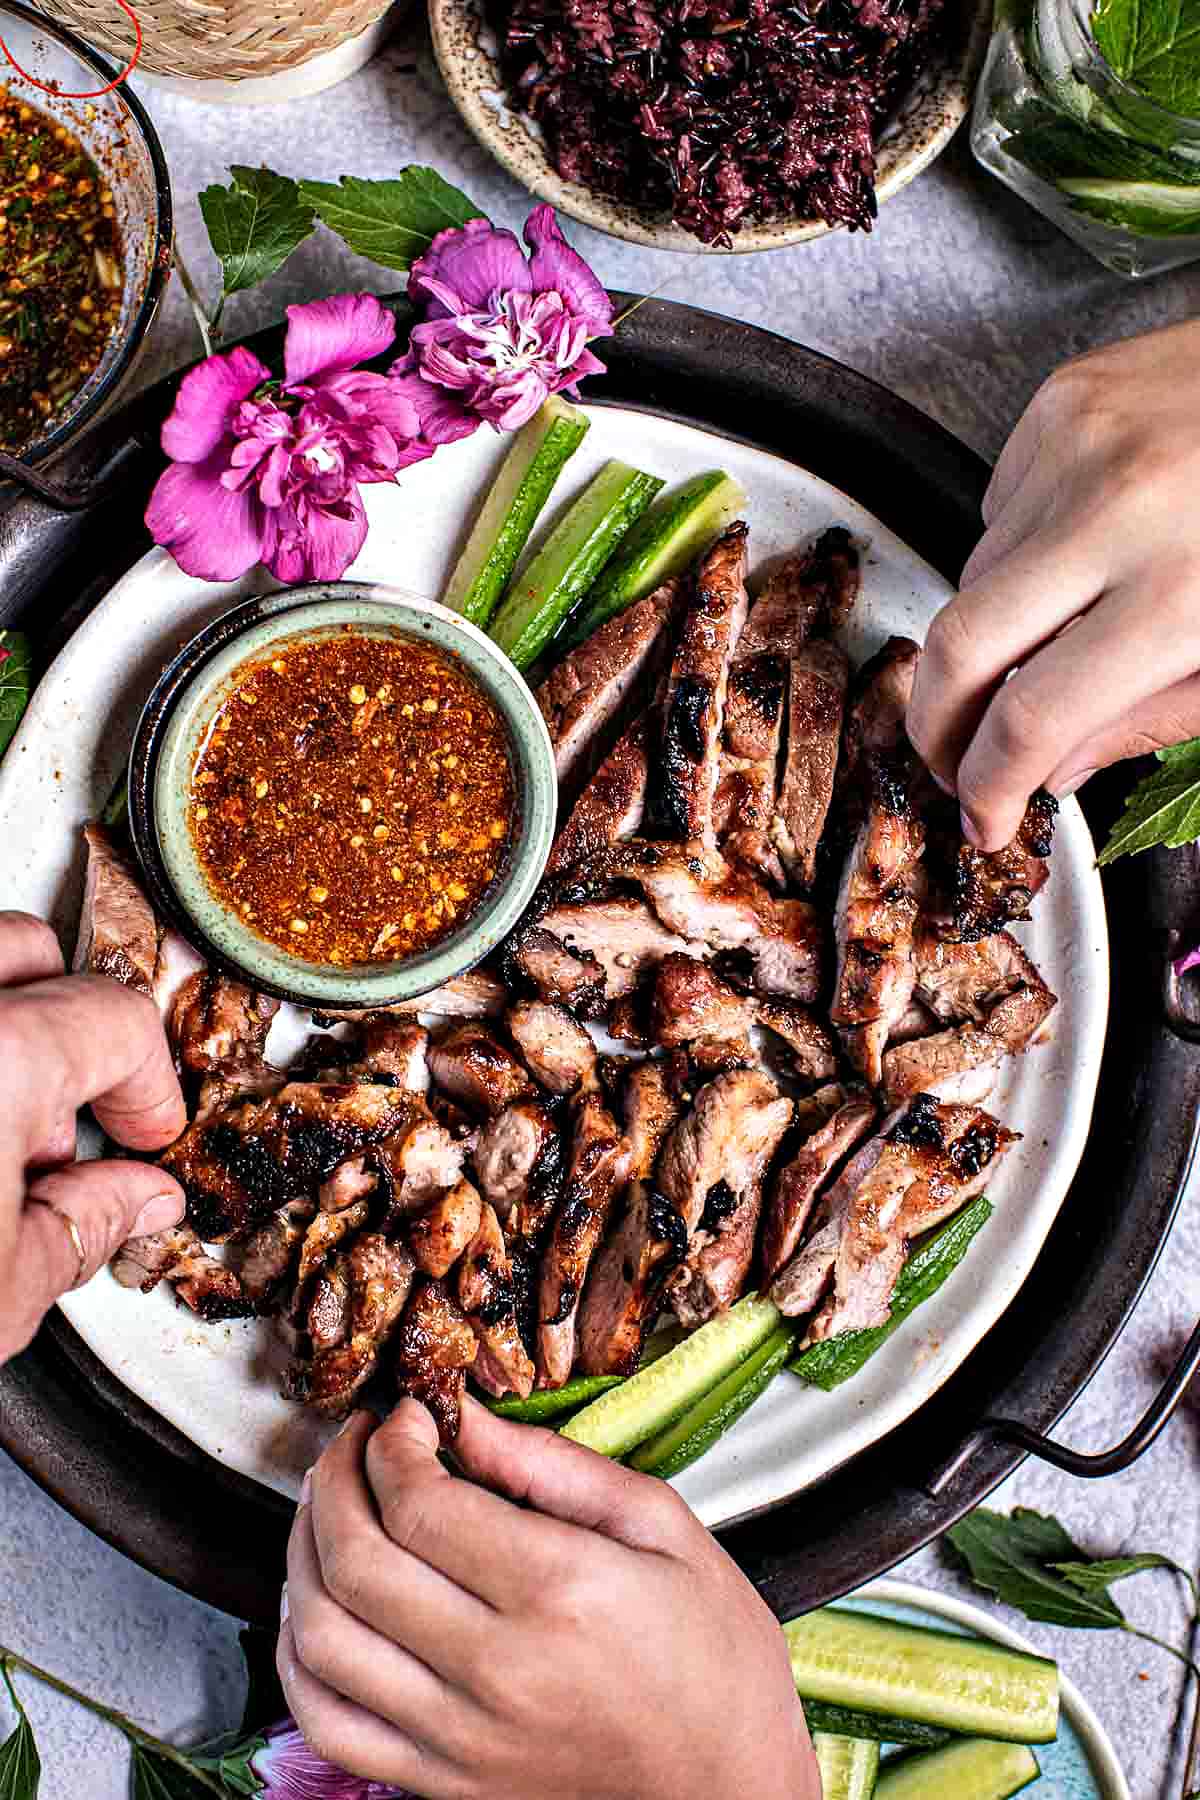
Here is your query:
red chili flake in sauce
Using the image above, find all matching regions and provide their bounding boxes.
[188,630,515,966]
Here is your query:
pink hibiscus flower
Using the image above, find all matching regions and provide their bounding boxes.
[146,295,441,584]
[391,204,614,434]
[248,1715,415,1798]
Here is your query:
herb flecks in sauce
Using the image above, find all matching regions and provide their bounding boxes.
[189,630,515,967]
[0,88,124,452]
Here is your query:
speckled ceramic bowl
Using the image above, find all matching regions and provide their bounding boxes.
[127,584,556,1009]
[429,0,990,252]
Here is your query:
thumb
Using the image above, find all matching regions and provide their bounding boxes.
[452,1394,692,1551]
[4,1161,185,1360]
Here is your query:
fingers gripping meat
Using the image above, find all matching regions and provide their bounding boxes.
[537,1088,631,1388]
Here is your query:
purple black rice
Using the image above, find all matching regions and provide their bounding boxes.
[490,0,947,243]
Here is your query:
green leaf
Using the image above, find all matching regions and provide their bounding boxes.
[945,1507,1128,1627]
[1097,737,1200,862]
[0,632,32,762]
[1092,0,1200,117]
[299,168,485,272]
[128,1744,218,1800]
[1053,1552,1199,1607]
[190,1736,265,1797]
[198,167,315,300]
[0,1668,40,1800]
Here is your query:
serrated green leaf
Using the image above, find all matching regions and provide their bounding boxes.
[299,168,485,272]
[1097,738,1200,862]
[946,1507,1127,1627]
[0,1668,40,1800]
[128,1743,218,1800]
[198,167,315,300]
[1092,0,1200,119]
[1054,1552,1199,1606]
[0,632,32,762]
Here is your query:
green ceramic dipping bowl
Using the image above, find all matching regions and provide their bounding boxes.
[127,584,557,1009]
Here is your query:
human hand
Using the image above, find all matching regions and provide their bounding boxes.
[278,1397,818,1800]
[908,317,1200,853]
[0,911,187,1363]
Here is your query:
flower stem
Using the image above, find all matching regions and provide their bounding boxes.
[0,1648,226,1796]
[172,239,215,359]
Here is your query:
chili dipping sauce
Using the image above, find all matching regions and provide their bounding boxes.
[188,630,515,966]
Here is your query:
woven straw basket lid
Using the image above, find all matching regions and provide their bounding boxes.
[33,0,392,78]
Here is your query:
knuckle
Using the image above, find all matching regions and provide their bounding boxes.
[378,1479,437,1558]
[0,913,62,973]
[923,601,979,685]
[982,682,1044,765]
[320,1537,371,1614]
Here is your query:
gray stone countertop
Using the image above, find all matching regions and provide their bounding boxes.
[3,9,1200,1792]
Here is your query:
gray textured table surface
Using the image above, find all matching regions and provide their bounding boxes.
[3,12,1200,1794]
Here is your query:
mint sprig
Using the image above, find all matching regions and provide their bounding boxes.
[1098,737,1200,862]
[1092,0,1200,120]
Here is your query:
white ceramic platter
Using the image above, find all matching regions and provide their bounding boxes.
[0,402,1109,1523]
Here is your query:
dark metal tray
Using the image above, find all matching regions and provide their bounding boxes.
[2,296,1198,1627]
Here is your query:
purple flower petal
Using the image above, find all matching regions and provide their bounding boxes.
[284,294,397,389]
[251,1719,372,1797]
[407,217,532,317]
[388,371,479,448]
[266,489,368,584]
[524,204,613,335]
[160,346,271,465]
[1174,944,1200,979]
[145,454,268,581]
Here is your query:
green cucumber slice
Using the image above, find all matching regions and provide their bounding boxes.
[443,397,589,628]
[486,1374,623,1422]
[802,1702,951,1749]
[564,470,747,646]
[489,461,664,670]
[814,1732,881,1800]
[784,1610,1059,1744]
[873,1740,1040,1798]
[560,1293,782,1457]
[789,1197,992,1391]
[629,1324,794,1477]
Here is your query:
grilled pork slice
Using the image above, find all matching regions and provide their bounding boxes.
[577,1062,683,1376]
[506,999,597,1094]
[772,638,851,888]
[75,822,209,1028]
[162,1081,423,1243]
[658,522,749,846]
[537,1088,631,1388]
[881,978,1058,1107]
[306,1254,352,1351]
[759,1093,877,1283]
[952,791,1058,940]
[238,1197,316,1304]
[808,1095,1019,1341]
[317,971,507,1023]
[393,1273,477,1442]
[408,1178,484,1278]
[169,972,281,1107]
[505,925,608,1014]
[537,580,679,785]
[914,926,1046,1022]
[472,1099,565,1241]
[650,954,754,1072]
[346,1017,429,1092]
[296,1234,416,1414]
[521,899,692,1007]
[755,999,840,1082]
[831,755,926,1086]
[111,1224,254,1320]
[458,1200,536,1398]
[546,712,651,877]
[842,636,921,786]
[328,1110,467,1229]
[428,1024,536,1117]
[665,1071,793,1327]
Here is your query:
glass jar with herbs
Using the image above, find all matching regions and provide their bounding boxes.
[972,0,1200,277]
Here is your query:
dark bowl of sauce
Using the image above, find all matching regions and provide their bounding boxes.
[127,585,557,1008]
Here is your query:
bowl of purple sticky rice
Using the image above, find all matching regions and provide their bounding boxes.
[430,0,988,252]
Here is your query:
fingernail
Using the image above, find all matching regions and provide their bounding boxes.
[130,1191,185,1237]
[1053,768,1096,800]
[930,770,955,796]
[298,1469,312,1508]
[280,1583,289,1625]
[960,806,983,848]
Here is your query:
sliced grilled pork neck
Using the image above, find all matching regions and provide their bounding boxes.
[952,791,1058,940]
[759,1093,877,1283]
[111,1224,253,1320]
[170,971,280,1079]
[537,1087,630,1388]
[882,976,1057,1107]
[408,1178,484,1278]
[326,1108,466,1227]
[665,1070,793,1327]
[295,1234,416,1414]
[75,822,208,1029]
[537,579,679,785]
[472,1099,565,1241]
[458,1200,536,1398]
[521,898,692,1007]
[345,1017,429,1091]
[318,971,507,1022]
[393,1273,477,1442]
[650,953,755,1071]
[506,999,597,1094]
[238,1197,316,1303]
[547,711,651,876]
[842,636,921,785]
[504,925,608,1014]
[162,1080,418,1244]
[428,1024,535,1116]
[577,1061,683,1376]
[912,925,1043,1022]
[772,638,851,888]
[658,522,749,846]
